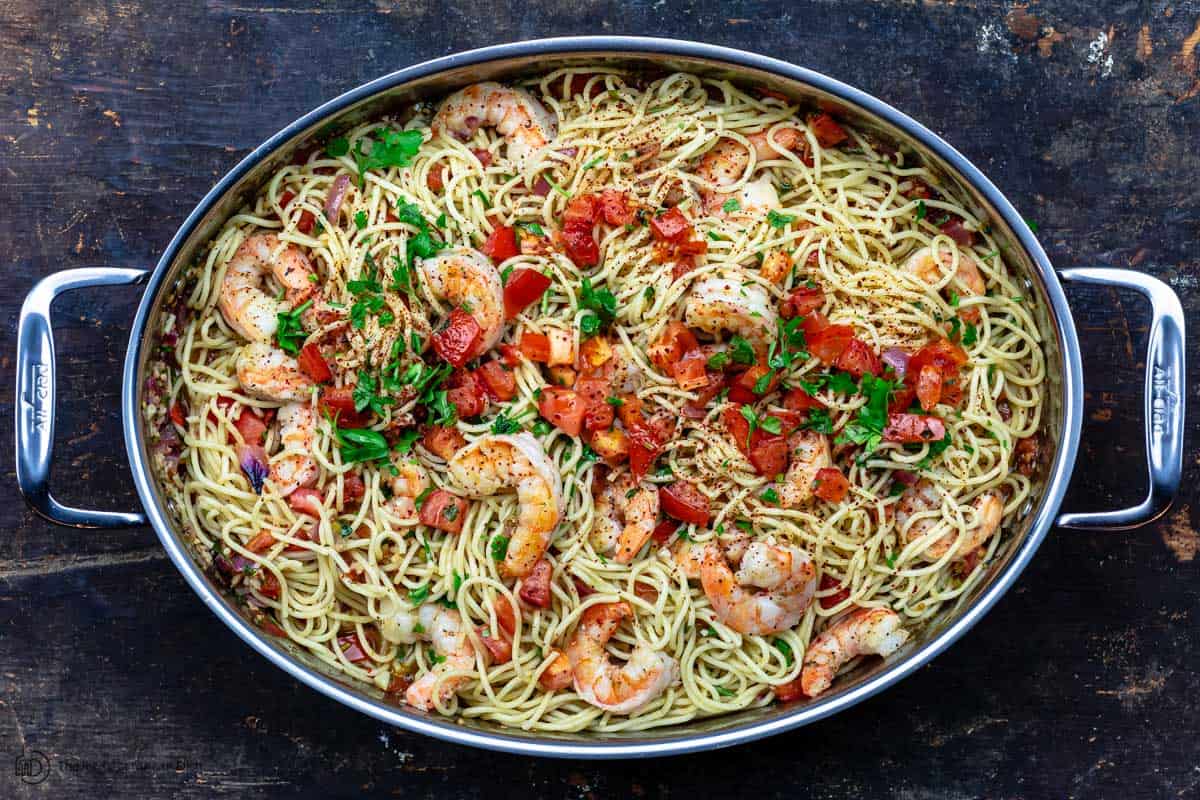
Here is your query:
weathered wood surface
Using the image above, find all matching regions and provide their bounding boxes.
[2,1,1199,797]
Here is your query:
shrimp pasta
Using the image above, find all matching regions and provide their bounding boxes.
[144,69,1047,732]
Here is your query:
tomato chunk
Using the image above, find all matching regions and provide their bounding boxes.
[671,350,710,391]
[649,207,691,242]
[319,386,370,428]
[774,678,808,703]
[883,413,946,443]
[915,363,943,411]
[808,323,855,365]
[599,189,636,225]
[938,217,977,247]
[660,481,710,526]
[810,112,849,148]
[834,338,881,379]
[519,331,552,362]
[258,571,281,600]
[246,530,276,553]
[648,321,700,374]
[476,360,517,401]
[419,488,468,534]
[731,364,780,400]
[812,467,850,502]
[503,268,552,318]
[297,342,333,383]
[562,219,599,266]
[481,224,520,264]
[479,632,512,664]
[564,193,599,223]
[422,424,465,460]
[447,370,488,419]
[818,573,851,610]
[494,596,518,637]
[575,375,614,432]
[780,284,826,319]
[651,519,681,544]
[233,409,269,446]
[783,387,825,412]
[431,309,483,368]
[519,559,553,608]
[288,488,324,517]
[749,436,789,479]
[538,386,587,437]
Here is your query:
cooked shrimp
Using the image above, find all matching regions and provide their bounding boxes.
[418,248,505,358]
[896,482,1004,560]
[696,128,802,215]
[684,274,779,356]
[799,607,910,697]
[776,430,831,508]
[271,402,317,496]
[904,244,986,324]
[700,541,816,635]
[448,433,563,577]
[385,461,430,520]
[236,341,315,401]
[673,529,751,580]
[565,602,679,714]
[593,472,661,563]
[404,605,477,711]
[431,82,558,171]
[219,233,317,342]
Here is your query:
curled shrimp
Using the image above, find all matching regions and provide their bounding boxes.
[592,472,660,563]
[565,601,679,714]
[700,541,817,636]
[418,248,506,358]
[904,244,986,324]
[896,481,1004,560]
[776,430,831,508]
[384,461,430,522]
[800,607,910,697]
[431,82,558,172]
[673,529,750,580]
[684,273,779,357]
[219,233,317,342]
[236,341,315,401]
[695,128,803,216]
[448,433,563,578]
[403,605,476,712]
[271,402,317,496]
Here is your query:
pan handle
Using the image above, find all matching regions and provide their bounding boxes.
[1056,268,1185,530]
[16,268,150,528]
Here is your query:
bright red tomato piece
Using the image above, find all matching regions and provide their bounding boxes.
[671,351,710,391]
[783,387,825,412]
[649,207,691,242]
[599,189,635,225]
[494,596,518,637]
[519,331,551,362]
[812,467,850,502]
[651,519,681,544]
[808,323,856,365]
[780,284,826,318]
[343,473,365,503]
[319,386,370,428]
[297,342,332,383]
[562,220,599,266]
[538,387,588,436]
[519,559,553,608]
[774,678,807,703]
[818,573,851,610]
[883,413,946,443]
[418,488,468,534]
[422,424,465,460]
[564,193,599,224]
[810,112,849,148]
[939,217,977,247]
[503,268,552,318]
[431,309,483,368]
[233,409,269,446]
[447,370,488,419]
[660,481,710,526]
[749,436,789,479]
[574,376,613,432]
[288,488,324,517]
[482,224,520,264]
[648,321,700,374]
[834,338,881,379]
[169,401,187,427]
[476,360,517,401]
[915,363,943,411]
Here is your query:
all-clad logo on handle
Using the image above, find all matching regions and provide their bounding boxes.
[1150,363,1178,441]
[24,361,51,433]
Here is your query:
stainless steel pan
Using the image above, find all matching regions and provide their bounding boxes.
[15,37,1186,758]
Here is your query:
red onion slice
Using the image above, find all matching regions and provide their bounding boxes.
[323,174,351,223]
[881,347,910,380]
[532,177,551,197]
[238,443,270,495]
[893,470,919,486]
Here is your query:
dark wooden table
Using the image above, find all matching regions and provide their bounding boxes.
[3,1,1199,797]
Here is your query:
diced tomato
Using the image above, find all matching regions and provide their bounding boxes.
[261,619,287,638]
[723,405,753,457]
[538,386,588,437]
[572,576,596,598]
[519,331,552,362]
[731,364,780,400]
[289,488,324,517]
[418,488,468,534]
[774,678,808,703]
[660,481,710,526]
[810,112,849,148]
[503,268,552,318]
[883,413,946,443]
[497,343,523,367]
[297,342,333,383]
[672,350,710,391]
[651,519,681,544]
[431,308,483,368]
[628,440,657,481]
[648,321,700,374]
[779,284,826,318]
[337,632,373,664]
[915,363,943,411]
[279,190,296,209]
[783,387,825,412]
[800,310,831,339]
[233,409,269,446]
[246,531,276,553]
[343,473,365,503]
[940,376,964,408]
[834,338,882,379]
[539,650,573,690]
[296,209,316,235]
[481,224,520,264]
[813,467,850,502]
[749,436,789,479]
[649,207,691,242]
[447,370,488,419]
[910,338,968,374]
[599,189,636,225]
[479,632,512,664]
[939,216,977,247]
[562,219,599,266]
[575,376,613,432]
[818,573,851,610]
[476,360,517,401]
[580,336,613,369]
[422,425,465,460]
[319,386,370,428]
[471,147,493,167]
[564,193,599,224]
[258,571,281,600]
[494,597,518,637]
[519,559,553,608]
[683,370,728,418]
[808,323,856,365]
[888,381,917,414]
[426,166,446,192]
[169,401,187,427]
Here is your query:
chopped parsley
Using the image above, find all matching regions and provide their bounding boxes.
[773,638,794,665]
[532,420,553,436]
[392,429,421,455]
[916,199,927,221]
[274,299,312,355]
[351,128,423,186]
[707,350,731,370]
[766,209,796,229]
[722,198,741,213]
[353,210,369,230]
[408,583,430,604]
[326,137,350,158]
[579,277,617,326]
[490,535,510,561]
[760,487,780,504]
[803,408,834,435]
[962,322,978,346]
[728,336,756,366]
[472,189,492,209]
[336,427,390,464]
[352,371,394,415]
[581,154,606,171]
[834,373,899,455]
[490,408,527,435]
